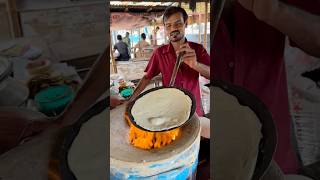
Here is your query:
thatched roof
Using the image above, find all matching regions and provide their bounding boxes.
[110,1,210,30]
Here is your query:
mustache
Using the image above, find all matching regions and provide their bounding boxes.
[170,30,180,36]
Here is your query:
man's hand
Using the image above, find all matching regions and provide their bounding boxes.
[177,43,198,69]
[176,43,210,79]
[110,95,124,109]
[239,0,320,57]
[238,0,279,22]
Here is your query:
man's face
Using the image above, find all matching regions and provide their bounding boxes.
[164,12,186,42]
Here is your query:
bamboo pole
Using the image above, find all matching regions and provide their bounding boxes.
[164,27,167,44]
[198,14,201,44]
[131,29,133,47]
[7,0,22,37]
[139,28,141,43]
[110,32,117,74]
[204,2,208,49]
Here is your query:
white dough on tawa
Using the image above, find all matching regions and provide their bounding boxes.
[68,108,108,180]
[213,87,262,180]
[131,88,192,131]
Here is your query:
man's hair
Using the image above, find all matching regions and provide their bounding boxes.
[117,35,122,40]
[163,6,188,24]
[141,33,146,40]
[126,32,130,35]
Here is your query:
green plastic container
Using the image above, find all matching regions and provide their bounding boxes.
[120,88,133,98]
[34,85,75,116]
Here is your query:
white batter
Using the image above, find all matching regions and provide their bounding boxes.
[131,88,192,131]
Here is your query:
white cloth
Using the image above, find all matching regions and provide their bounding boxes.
[284,38,320,166]
[199,116,210,139]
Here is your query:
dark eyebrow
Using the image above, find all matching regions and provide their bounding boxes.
[165,19,183,25]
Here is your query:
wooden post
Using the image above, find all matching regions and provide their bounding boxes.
[191,16,194,35]
[131,29,133,47]
[138,28,141,44]
[164,27,167,44]
[150,23,156,46]
[204,2,208,49]
[7,0,22,37]
[198,14,201,44]
[110,32,117,74]
[138,28,141,57]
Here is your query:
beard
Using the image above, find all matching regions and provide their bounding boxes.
[169,30,184,42]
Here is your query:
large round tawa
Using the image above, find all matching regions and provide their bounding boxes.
[211,80,276,180]
[110,103,200,163]
[60,99,107,180]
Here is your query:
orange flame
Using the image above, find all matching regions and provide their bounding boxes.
[125,113,180,150]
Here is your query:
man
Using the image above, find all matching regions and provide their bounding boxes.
[123,32,131,53]
[110,95,124,109]
[153,26,160,45]
[134,33,150,58]
[130,6,210,117]
[213,0,320,174]
[113,35,130,61]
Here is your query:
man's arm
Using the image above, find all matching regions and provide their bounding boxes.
[193,62,210,79]
[269,2,320,57]
[113,44,117,53]
[128,75,151,102]
[110,95,124,109]
[129,48,161,101]
[239,0,320,57]
[178,44,210,79]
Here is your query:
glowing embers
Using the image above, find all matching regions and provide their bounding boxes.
[125,113,181,150]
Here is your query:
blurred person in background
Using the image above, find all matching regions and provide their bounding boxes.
[113,35,130,61]
[134,33,150,58]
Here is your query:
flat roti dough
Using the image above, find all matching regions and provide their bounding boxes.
[213,87,262,180]
[68,108,107,180]
[131,88,192,131]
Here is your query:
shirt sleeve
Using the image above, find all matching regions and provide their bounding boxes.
[286,0,320,47]
[144,49,161,79]
[197,45,211,67]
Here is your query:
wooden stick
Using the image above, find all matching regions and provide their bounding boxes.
[204,2,208,49]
